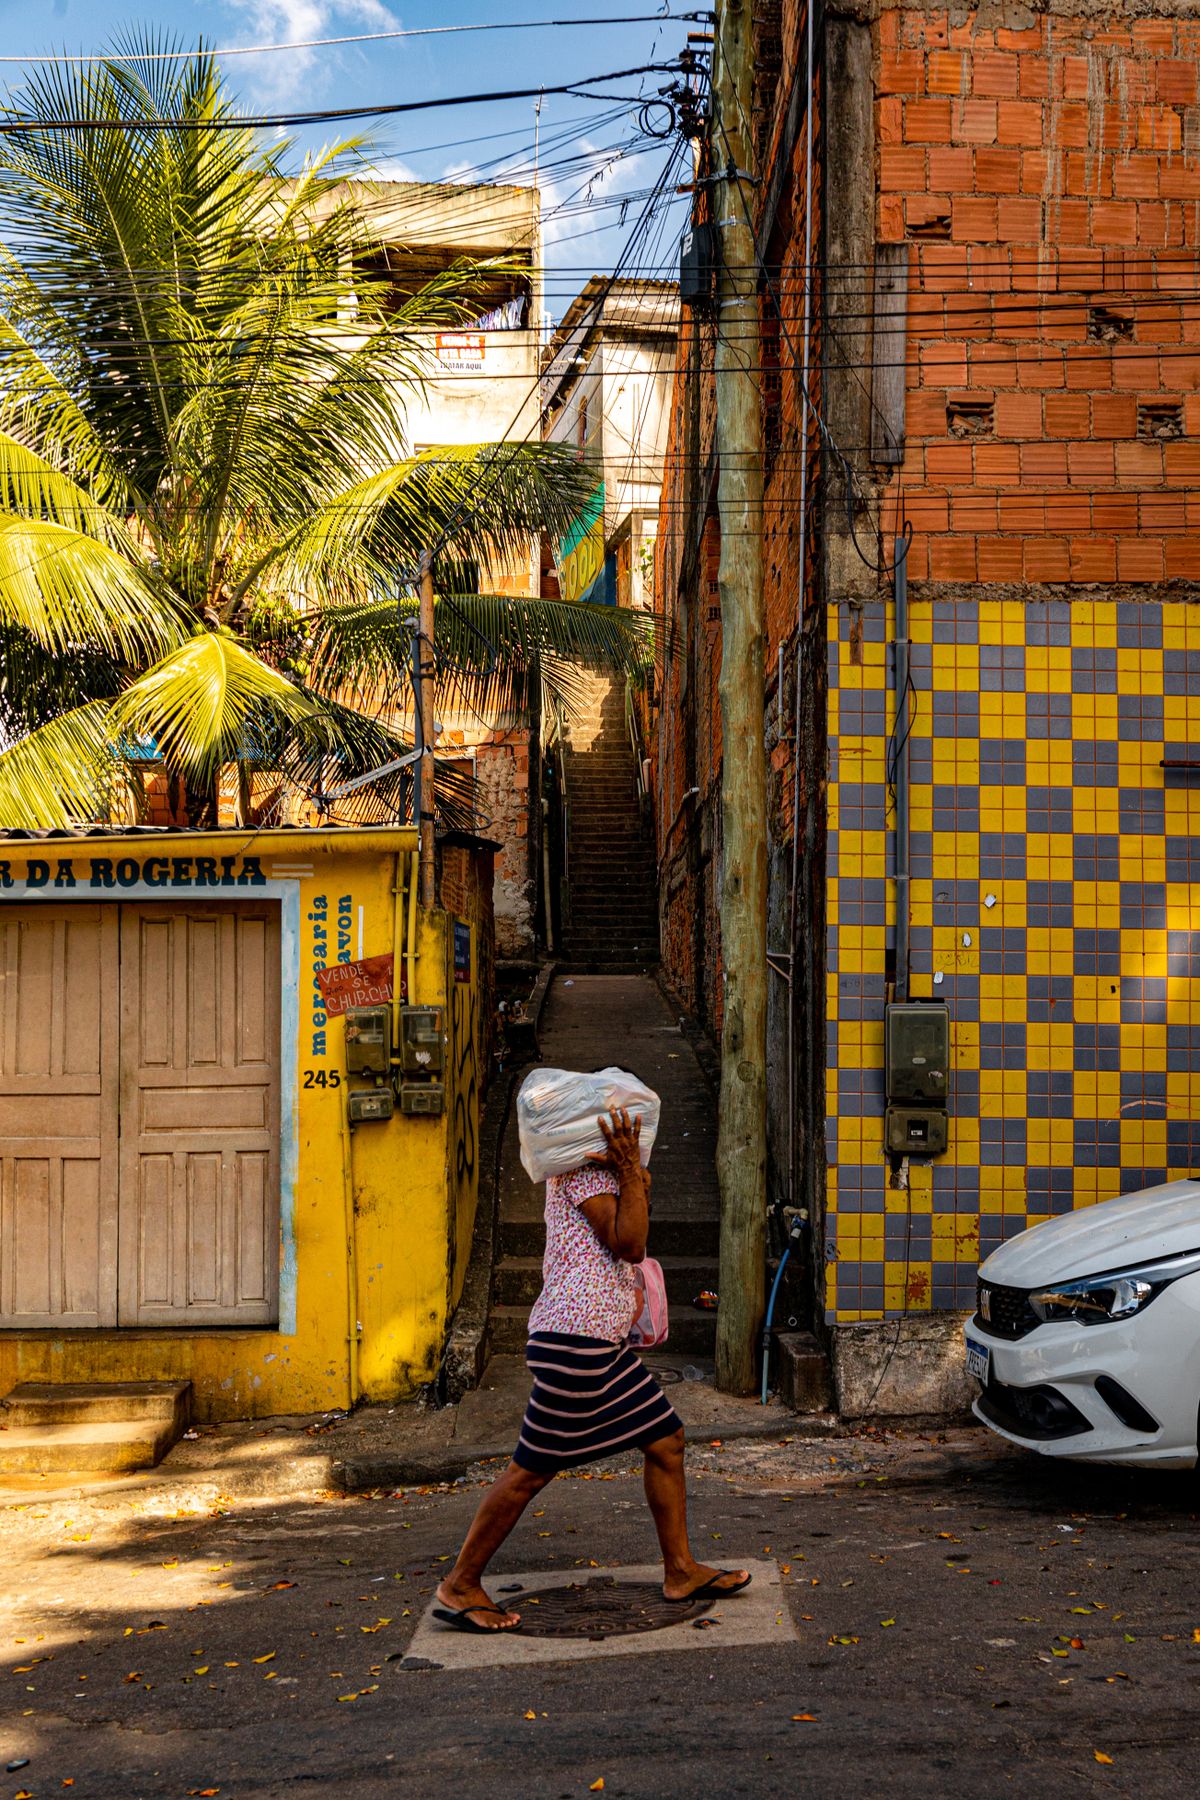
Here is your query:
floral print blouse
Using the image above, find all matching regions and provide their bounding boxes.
[526,1166,640,1343]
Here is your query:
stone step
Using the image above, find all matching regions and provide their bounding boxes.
[556,957,661,975]
[563,917,658,933]
[0,1419,181,1476]
[566,903,659,921]
[567,839,655,856]
[487,1303,718,1357]
[494,1254,719,1309]
[561,936,662,950]
[501,1216,719,1259]
[1,1380,192,1432]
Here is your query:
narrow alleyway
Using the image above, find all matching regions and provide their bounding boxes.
[559,675,659,972]
[487,971,720,1360]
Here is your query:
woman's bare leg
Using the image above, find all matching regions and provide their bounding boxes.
[435,1459,553,1629]
[642,1428,750,1600]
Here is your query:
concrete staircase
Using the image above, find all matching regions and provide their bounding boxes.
[485,973,720,1362]
[0,1381,192,1476]
[561,675,659,972]
[489,1216,720,1358]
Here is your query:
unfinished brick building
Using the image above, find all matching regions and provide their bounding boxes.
[652,0,1200,1405]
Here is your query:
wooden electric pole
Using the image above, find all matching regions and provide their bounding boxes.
[713,0,768,1394]
[417,552,437,909]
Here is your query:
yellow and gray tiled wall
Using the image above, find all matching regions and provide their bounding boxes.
[825,596,1200,1323]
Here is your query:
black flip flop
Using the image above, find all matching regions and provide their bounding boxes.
[662,1571,753,1605]
[431,1603,520,1634]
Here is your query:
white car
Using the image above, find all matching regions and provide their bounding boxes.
[964,1178,1200,1468]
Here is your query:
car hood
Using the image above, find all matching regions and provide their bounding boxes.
[979,1179,1200,1287]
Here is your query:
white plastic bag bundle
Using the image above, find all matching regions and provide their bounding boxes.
[517,1066,660,1183]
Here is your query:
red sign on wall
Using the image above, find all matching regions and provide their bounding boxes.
[315,953,400,1017]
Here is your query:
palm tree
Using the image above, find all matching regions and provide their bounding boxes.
[0,41,648,830]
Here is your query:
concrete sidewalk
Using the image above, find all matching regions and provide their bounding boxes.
[0,1362,810,1510]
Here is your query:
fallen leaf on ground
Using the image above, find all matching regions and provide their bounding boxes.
[1094,1752,1113,1765]
[589,1782,605,1793]
[253,1653,275,1664]
[791,1714,817,1722]
[266,1582,296,1592]
[524,1710,537,1720]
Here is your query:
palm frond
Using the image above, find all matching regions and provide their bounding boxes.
[0,516,186,660]
[252,444,599,610]
[0,307,147,521]
[110,631,316,779]
[0,426,138,545]
[0,699,133,829]
[304,590,655,721]
[275,691,478,832]
[0,621,123,735]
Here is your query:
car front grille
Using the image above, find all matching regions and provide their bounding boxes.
[976,1279,1040,1340]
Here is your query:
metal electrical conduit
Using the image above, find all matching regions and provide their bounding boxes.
[763,0,815,1403]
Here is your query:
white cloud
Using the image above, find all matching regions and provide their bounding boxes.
[223,0,398,108]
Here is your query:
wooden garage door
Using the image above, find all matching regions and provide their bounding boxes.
[0,901,280,1330]
[0,907,119,1327]
[118,904,281,1326]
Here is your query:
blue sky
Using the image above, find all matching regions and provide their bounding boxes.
[0,0,694,322]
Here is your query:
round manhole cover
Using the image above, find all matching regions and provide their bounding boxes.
[507,1577,714,1640]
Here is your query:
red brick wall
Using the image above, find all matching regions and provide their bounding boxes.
[876,5,1200,582]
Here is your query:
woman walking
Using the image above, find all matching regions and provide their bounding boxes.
[434,1105,750,1632]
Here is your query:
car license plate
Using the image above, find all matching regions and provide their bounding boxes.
[965,1335,990,1383]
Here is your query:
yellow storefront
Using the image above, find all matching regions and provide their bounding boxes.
[0,826,483,1420]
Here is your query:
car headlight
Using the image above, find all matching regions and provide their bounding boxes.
[1029,1248,1200,1326]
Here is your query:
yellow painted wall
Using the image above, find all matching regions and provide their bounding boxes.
[0,826,482,1420]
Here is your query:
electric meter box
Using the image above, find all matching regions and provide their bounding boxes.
[344,1006,391,1076]
[886,1106,949,1157]
[679,222,715,307]
[398,1005,445,1076]
[399,1079,445,1117]
[349,1088,394,1124]
[885,1002,950,1105]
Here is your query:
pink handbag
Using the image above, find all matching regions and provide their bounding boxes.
[626,1257,669,1349]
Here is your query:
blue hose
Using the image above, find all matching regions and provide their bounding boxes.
[760,1244,791,1405]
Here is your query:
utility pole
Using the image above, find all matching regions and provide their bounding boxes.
[713,0,767,1394]
[417,552,437,908]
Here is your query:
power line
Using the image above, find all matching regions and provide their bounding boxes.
[0,61,684,133]
[0,14,716,65]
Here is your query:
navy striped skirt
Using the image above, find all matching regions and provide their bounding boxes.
[513,1332,684,1474]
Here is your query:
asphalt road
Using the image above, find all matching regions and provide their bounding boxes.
[3,1427,1199,1799]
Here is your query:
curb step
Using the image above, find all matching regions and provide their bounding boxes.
[0,1381,192,1476]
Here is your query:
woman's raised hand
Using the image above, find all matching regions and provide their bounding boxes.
[589,1106,643,1176]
